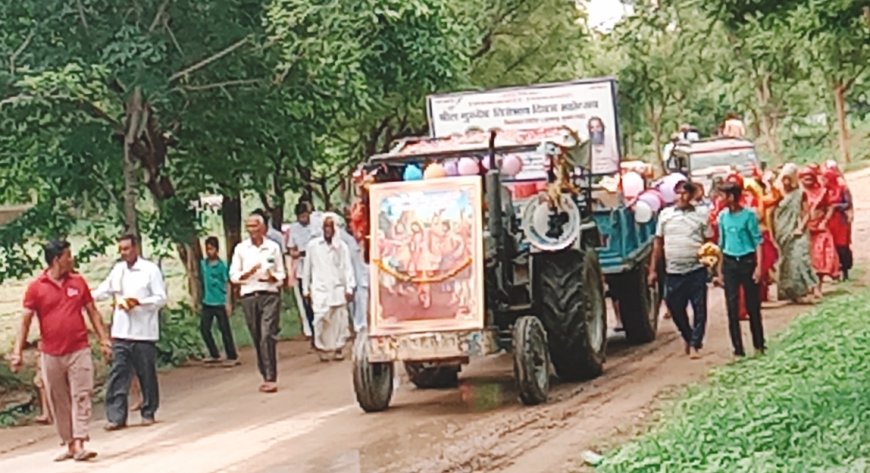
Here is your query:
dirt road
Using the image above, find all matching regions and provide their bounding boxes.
[2,169,868,473]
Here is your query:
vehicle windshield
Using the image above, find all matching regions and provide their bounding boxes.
[691,149,758,170]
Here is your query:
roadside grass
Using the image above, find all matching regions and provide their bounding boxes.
[591,289,870,473]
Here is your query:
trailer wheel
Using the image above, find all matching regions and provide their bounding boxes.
[404,362,460,389]
[613,258,660,344]
[533,248,607,381]
[352,337,394,413]
[513,316,550,405]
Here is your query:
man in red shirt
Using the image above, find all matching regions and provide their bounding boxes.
[10,240,112,462]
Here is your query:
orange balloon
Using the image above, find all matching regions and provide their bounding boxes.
[424,163,447,179]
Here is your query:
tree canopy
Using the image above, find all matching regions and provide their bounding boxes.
[0,0,867,295]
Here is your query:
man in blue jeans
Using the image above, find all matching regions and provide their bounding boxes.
[649,180,711,359]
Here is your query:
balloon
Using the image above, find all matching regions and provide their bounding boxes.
[403,164,423,181]
[443,160,459,176]
[659,172,688,204]
[637,191,662,212]
[501,155,523,176]
[424,163,447,179]
[633,200,653,224]
[458,157,480,176]
[622,171,645,199]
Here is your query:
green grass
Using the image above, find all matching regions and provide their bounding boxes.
[595,292,870,473]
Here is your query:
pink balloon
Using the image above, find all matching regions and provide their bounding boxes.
[458,157,480,176]
[444,160,459,176]
[622,171,645,199]
[637,191,662,212]
[501,155,523,176]
[659,173,688,204]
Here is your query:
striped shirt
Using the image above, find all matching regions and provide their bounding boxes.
[656,205,711,275]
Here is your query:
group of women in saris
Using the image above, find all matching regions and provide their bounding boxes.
[707,161,852,309]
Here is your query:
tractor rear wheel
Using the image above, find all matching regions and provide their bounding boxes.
[513,316,550,405]
[352,337,394,412]
[533,248,607,381]
[404,362,460,389]
[612,258,661,344]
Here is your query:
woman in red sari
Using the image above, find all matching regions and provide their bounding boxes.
[823,168,853,280]
[799,167,840,296]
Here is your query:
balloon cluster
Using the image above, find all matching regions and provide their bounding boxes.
[622,171,687,224]
[402,156,524,181]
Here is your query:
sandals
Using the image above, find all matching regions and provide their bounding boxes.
[75,450,97,462]
[55,450,97,462]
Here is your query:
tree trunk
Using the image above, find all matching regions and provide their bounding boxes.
[833,80,851,164]
[270,163,285,229]
[176,238,203,312]
[128,95,204,305]
[123,88,143,244]
[647,108,665,175]
[755,75,782,163]
[221,191,242,306]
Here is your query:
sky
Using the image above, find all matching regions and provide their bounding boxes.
[582,0,632,31]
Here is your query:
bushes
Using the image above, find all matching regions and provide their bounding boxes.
[597,293,870,473]
[157,303,205,367]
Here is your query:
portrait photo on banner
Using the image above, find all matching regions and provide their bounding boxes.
[367,176,485,336]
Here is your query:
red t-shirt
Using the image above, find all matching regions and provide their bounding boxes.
[23,271,94,356]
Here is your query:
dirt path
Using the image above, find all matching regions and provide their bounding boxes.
[2,169,868,473]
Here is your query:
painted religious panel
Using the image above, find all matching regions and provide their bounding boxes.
[368,176,485,336]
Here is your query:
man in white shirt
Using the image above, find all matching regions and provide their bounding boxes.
[303,216,355,361]
[230,214,286,393]
[93,234,167,430]
[288,201,315,338]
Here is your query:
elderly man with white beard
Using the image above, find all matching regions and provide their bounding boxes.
[303,215,356,361]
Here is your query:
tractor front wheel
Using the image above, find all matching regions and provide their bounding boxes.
[513,316,550,405]
[352,337,394,413]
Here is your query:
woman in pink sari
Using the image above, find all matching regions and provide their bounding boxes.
[799,167,840,295]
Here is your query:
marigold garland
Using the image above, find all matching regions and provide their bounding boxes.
[372,257,472,284]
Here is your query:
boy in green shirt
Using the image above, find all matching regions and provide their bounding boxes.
[200,237,239,365]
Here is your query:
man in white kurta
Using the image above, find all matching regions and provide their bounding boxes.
[303,217,355,361]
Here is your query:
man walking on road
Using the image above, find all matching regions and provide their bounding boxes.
[231,214,286,393]
[95,234,167,430]
[649,181,711,359]
[11,240,112,461]
[303,215,356,361]
[289,201,316,339]
[200,236,239,366]
[715,182,766,357]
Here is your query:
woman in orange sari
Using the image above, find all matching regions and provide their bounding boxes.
[800,167,840,295]
[745,178,781,302]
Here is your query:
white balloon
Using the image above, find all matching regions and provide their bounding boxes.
[634,200,653,224]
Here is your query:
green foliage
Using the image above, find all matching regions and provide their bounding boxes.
[156,303,204,367]
[597,292,870,473]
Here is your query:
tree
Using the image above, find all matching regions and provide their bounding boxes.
[788,1,870,164]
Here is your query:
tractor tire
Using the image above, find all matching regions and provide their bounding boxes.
[404,362,460,389]
[513,316,550,405]
[352,336,394,413]
[533,248,607,381]
[613,258,661,344]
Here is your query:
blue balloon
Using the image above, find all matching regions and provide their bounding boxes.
[403,164,423,181]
